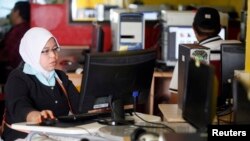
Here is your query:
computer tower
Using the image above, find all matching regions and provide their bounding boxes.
[110,9,145,51]
[183,59,216,132]
[178,44,210,110]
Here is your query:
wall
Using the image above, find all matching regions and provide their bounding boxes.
[245,1,250,72]
[30,2,114,51]
[30,0,243,50]
[30,3,92,46]
[142,0,243,17]
[30,2,161,51]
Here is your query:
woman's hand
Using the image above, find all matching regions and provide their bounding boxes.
[26,110,55,123]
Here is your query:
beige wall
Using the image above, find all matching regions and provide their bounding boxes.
[76,0,248,70]
[245,1,250,72]
[142,0,243,16]
[78,0,243,16]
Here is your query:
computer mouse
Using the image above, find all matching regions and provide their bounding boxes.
[138,133,159,141]
[131,128,160,141]
[39,117,57,126]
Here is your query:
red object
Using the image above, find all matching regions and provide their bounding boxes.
[99,23,112,52]
[30,4,92,46]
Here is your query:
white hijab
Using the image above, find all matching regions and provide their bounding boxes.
[19,27,59,78]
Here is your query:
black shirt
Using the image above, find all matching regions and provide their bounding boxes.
[2,67,80,141]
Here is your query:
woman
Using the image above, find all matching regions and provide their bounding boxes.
[2,27,80,141]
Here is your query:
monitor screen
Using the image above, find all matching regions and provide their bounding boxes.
[220,43,245,106]
[119,13,144,51]
[165,26,226,67]
[78,49,157,121]
[182,59,217,132]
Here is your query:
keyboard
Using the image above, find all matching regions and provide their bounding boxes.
[57,112,112,123]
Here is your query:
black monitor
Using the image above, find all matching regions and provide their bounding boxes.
[182,59,217,132]
[220,43,245,106]
[165,26,226,67]
[78,49,157,123]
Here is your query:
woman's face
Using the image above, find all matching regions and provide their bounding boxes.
[40,37,60,71]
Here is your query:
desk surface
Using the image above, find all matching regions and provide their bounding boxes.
[153,71,173,77]
[158,104,197,133]
[12,112,161,141]
[158,104,185,122]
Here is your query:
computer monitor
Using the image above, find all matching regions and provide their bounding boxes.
[182,59,217,132]
[219,43,245,106]
[166,26,226,67]
[78,49,157,123]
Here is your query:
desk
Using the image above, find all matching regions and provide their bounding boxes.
[11,112,161,141]
[158,104,185,123]
[158,104,196,133]
[149,71,173,114]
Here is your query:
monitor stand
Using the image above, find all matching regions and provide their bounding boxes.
[110,99,135,125]
[97,99,134,126]
[98,113,168,140]
[98,124,137,140]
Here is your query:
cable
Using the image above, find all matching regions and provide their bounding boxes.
[74,126,92,135]
[133,112,175,132]
[132,91,139,111]
[108,95,113,113]
[132,91,176,133]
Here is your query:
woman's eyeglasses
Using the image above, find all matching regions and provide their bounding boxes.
[41,46,60,55]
